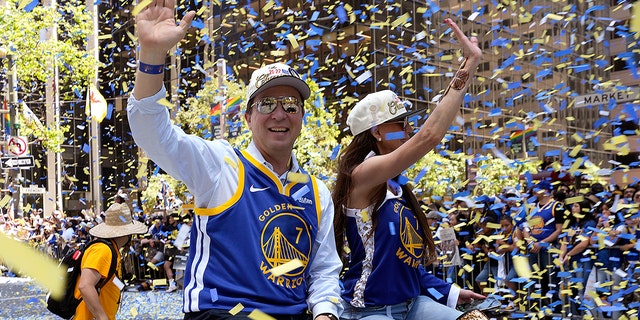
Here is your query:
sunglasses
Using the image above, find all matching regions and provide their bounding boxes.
[251,96,303,114]
[384,118,410,130]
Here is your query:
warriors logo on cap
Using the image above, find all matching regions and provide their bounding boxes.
[246,63,310,104]
[347,90,425,136]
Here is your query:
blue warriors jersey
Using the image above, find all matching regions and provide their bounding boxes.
[342,190,425,307]
[183,150,321,314]
[528,200,562,242]
[627,226,640,262]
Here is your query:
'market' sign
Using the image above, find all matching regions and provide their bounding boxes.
[574,87,640,107]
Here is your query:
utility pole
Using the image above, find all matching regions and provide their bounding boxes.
[44,0,62,217]
[1,47,22,218]
[217,59,227,140]
[86,0,101,216]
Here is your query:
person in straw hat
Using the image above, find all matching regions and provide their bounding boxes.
[74,203,147,320]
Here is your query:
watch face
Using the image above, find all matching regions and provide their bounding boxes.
[457,296,501,313]
[317,314,338,320]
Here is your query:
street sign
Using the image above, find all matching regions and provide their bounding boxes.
[20,185,45,194]
[574,87,640,107]
[1,155,35,169]
[7,136,28,156]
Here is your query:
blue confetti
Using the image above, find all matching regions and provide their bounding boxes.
[385,131,405,141]
[427,287,444,300]
[22,0,39,12]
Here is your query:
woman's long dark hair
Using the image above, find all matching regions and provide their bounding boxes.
[565,197,594,227]
[332,131,437,267]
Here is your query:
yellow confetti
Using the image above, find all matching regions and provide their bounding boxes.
[358,210,367,222]
[569,157,584,174]
[587,290,606,306]
[126,31,137,43]
[286,34,299,50]
[248,309,277,320]
[0,232,65,299]
[569,144,583,158]
[598,234,606,250]
[130,307,139,317]
[197,5,207,16]
[262,0,274,12]
[229,303,245,315]
[157,98,174,108]
[485,222,502,230]
[137,157,148,180]
[287,172,309,184]
[153,278,167,286]
[391,13,410,29]
[521,12,536,24]
[553,258,564,268]
[513,255,532,279]
[546,13,564,21]
[0,195,11,208]
[131,0,152,16]
[269,259,303,276]
[147,261,159,270]
[571,133,583,142]
[17,0,31,9]
[223,156,238,169]
[611,135,629,145]
[633,2,640,33]
[564,196,585,205]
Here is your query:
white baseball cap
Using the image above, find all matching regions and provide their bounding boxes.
[246,63,310,104]
[346,90,425,136]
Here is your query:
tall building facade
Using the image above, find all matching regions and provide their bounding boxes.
[187,0,637,168]
[88,0,639,209]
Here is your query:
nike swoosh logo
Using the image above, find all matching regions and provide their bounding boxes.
[250,185,270,192]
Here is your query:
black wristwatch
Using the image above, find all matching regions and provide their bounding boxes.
[316,313,339,320]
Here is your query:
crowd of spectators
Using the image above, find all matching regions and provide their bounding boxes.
[426,179,640,318]
[1,176,639,317]
[0,192,192,293]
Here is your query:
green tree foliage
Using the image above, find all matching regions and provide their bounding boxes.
[18,115,69,153]
[175,76,246,139]
[1,0,97,152]
[406,150,542,201]
[139,174,182,214]
[473,156,538,196]
[0,0,97,96]
[407,151,466,200]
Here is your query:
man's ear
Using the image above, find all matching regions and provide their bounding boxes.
[244,111,252,128]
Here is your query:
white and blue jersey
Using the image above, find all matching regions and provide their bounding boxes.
[184,150,321,314]
[341,185,457,308]
[127,86,342,317]
[528,200,564,242]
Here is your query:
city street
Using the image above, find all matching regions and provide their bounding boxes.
[0,276,183,319]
